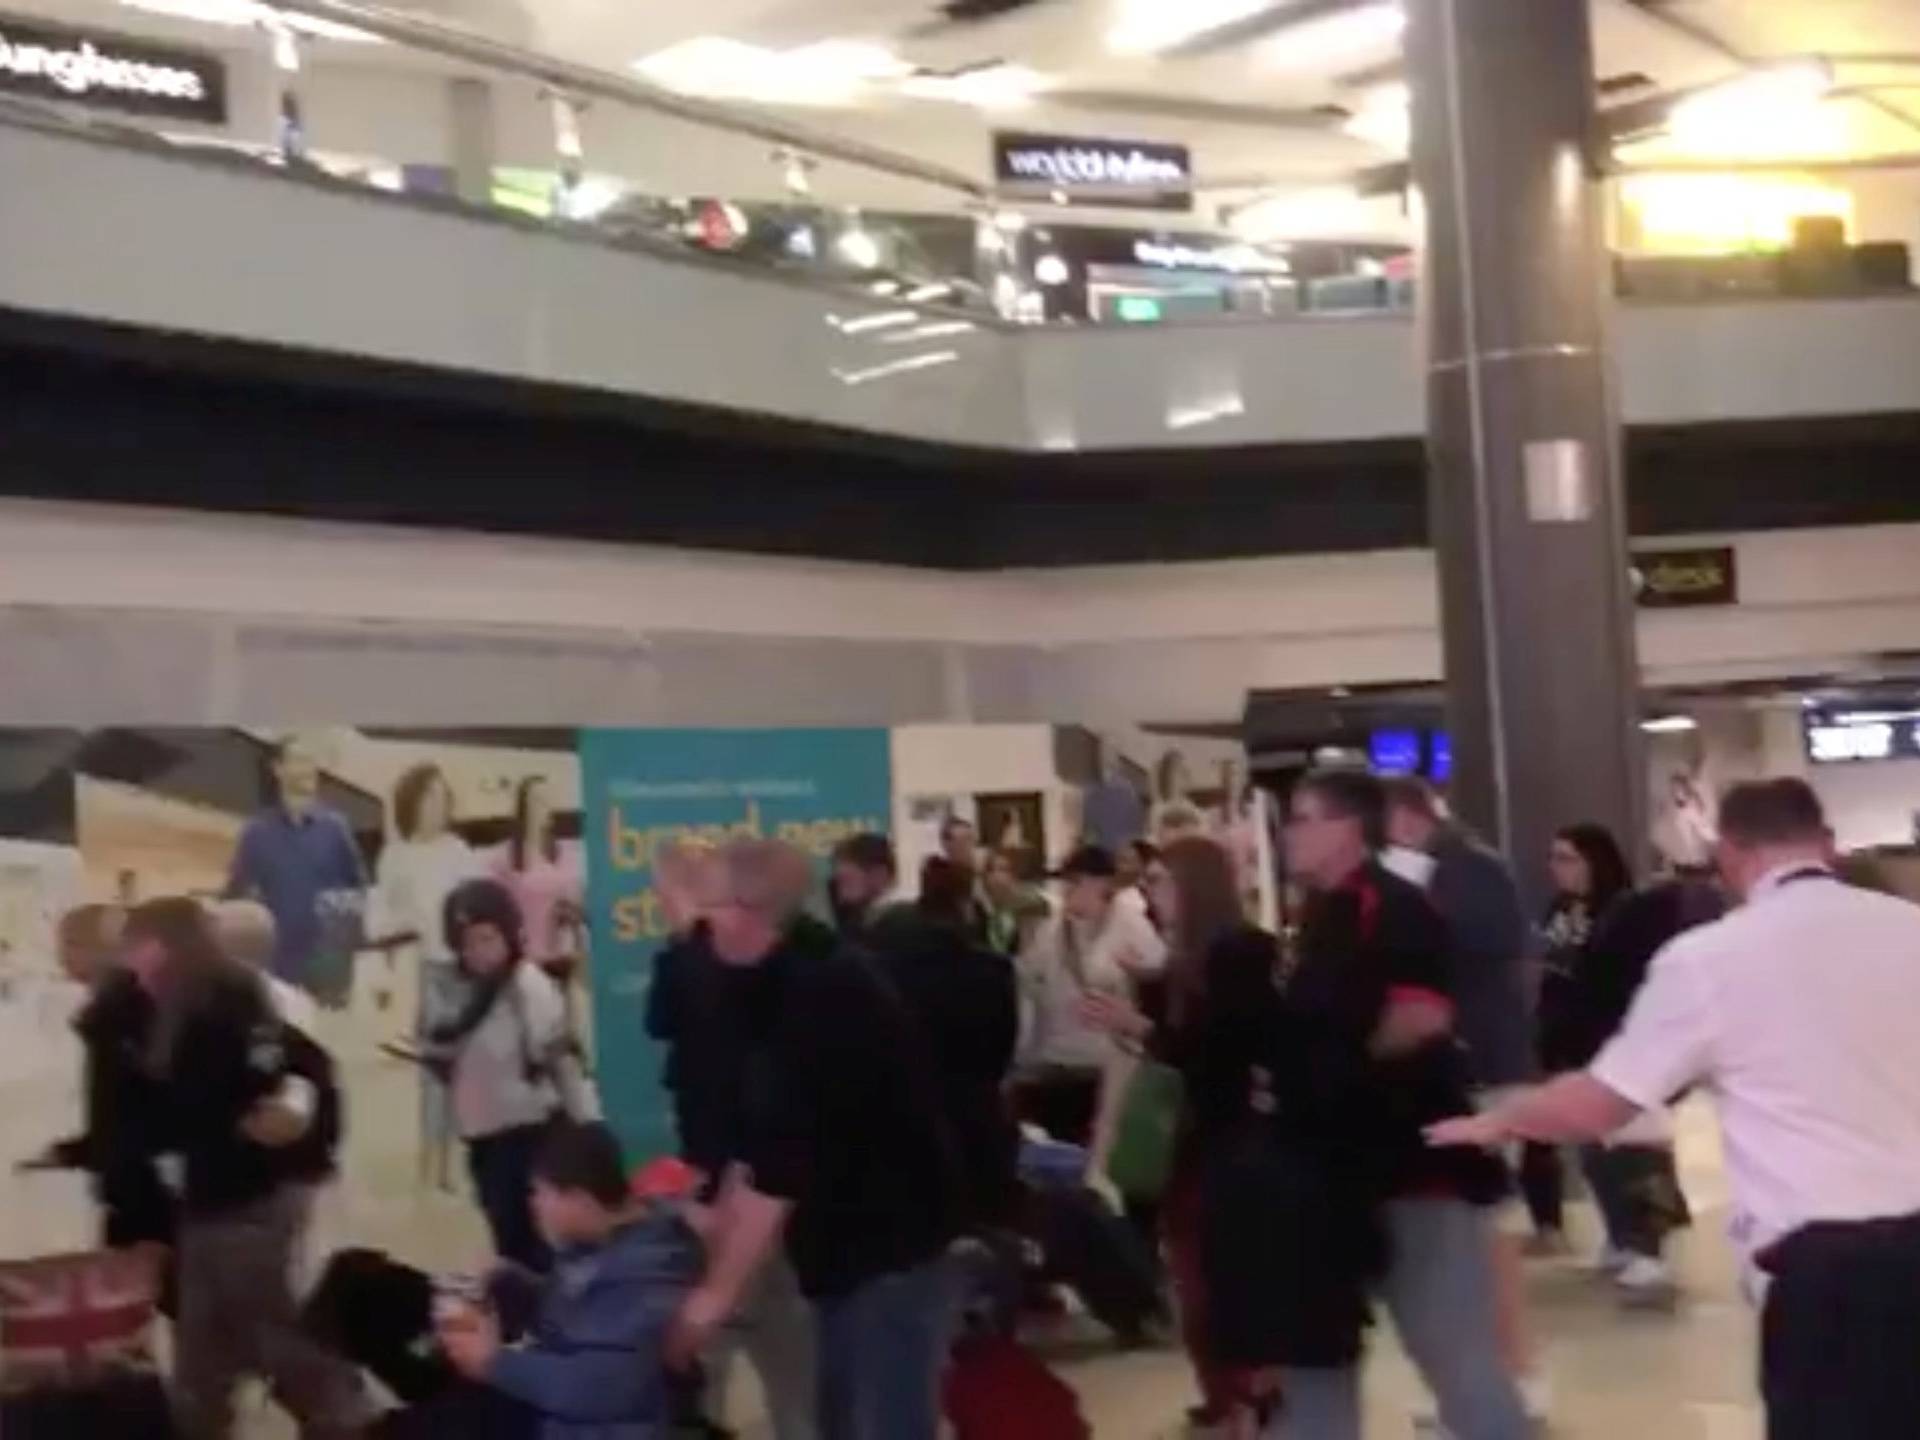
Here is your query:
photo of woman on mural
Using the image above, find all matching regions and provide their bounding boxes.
[366,763,483,1191]
[491,776,587,1022]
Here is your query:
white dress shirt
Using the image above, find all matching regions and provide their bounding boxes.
[1593,865,1920,1261]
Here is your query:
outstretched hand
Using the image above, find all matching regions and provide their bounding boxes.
[1424,1112,1510,1150]
[1420,1113,1505,1152]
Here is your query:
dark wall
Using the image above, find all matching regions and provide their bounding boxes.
[4,307,1919,569]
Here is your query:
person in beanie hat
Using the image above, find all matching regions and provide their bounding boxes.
[432,878,596,1271]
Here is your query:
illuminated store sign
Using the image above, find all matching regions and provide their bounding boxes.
[0,11,226,124]
[994,131,1192,211]
[1631,546,1737,608]
[1805,710,1920,765]
[1131,239,1286,274]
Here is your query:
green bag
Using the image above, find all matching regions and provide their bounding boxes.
[1103,1057,1186,1201]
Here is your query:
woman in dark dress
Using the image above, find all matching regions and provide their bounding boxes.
[1525,824,1633,1250]
[1085,835,1283,1434]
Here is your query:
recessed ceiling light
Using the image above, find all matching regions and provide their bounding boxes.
[835,228,884,270]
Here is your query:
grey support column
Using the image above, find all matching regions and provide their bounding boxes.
[1407,0,1643,903]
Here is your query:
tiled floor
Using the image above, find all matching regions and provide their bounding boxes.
[2,1007,1764,1438]
[1054,1105,1763,1439]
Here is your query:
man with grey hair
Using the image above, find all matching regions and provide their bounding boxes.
[667,839,961,1440]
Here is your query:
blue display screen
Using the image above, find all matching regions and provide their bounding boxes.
[1370,728,1422,775]
[1431,731,1453,783]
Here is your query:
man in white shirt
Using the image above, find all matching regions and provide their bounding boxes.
[1012,845,1167,1146]
[1430,778,1920,1439]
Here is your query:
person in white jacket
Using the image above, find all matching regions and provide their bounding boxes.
[1012,844,1166,1147]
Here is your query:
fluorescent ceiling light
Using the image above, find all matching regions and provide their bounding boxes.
[1108,0,1269,56]
[834,229,884,270]
[901,63,1045,109]
[120,0,380,42]
[1640,715,1700,734]
[833,350,961,386]
[1343,80,1410,152]
[1262,3,1404,71]
[833,308,919,334]
[635,36,906,107]
[880,320,978,343]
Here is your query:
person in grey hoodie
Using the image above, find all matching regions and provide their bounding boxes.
[432,1122,703,1440]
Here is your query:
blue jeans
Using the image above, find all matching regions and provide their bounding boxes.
[1266,1201,1528,1440]
[1380,1198,1530,1440]
[813,1256,958,1440]
[466,1124,552,1274]
[1267,1367,1363,1440]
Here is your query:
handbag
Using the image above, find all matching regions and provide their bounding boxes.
[1101,1054,1185,1202]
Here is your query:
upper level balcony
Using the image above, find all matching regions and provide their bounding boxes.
[2,0,1919,455]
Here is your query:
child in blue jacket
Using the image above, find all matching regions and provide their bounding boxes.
[432,1123,702,1440]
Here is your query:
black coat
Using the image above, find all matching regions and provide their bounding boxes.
[1206,867,1504,1369]
[869,905,1020,1230]
[161,970,302,1217]
[1143,927,1285,1151]
[58,971,174,1250]
[1557,881,1725,1069]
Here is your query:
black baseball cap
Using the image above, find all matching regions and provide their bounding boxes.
[1052,844,1118,880]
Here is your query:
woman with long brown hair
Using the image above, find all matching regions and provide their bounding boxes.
[1085,835,1282,1435]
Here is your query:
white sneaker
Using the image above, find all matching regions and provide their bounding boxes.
[1518,1369,1554,1422]
[1615,1255,1679,1309]
[1594,1242,1630,1276]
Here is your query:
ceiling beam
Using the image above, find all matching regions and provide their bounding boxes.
[1042,88,1344,130]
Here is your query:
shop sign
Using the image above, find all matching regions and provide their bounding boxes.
[1632,546,1737,608]
[0,10,227,124]
[1130,238,1284,273]
[994,130,1192,211]
[580,727,892,1159]
[1805,711,1920,765]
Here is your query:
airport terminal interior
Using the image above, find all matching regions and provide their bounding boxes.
[4,0,1920,1435]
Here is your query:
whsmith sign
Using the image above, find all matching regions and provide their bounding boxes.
[993,130,1193,211]
[0,11,227,124]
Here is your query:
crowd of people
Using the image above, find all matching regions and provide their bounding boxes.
[21,765,1920,1440]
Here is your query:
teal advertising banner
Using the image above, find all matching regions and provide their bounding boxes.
[580,728,893,1161]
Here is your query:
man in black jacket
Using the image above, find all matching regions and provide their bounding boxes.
[123,898,368,1440]
[1281,770,1529,1440]
[867,857,1019,1235]
[32,905,175,1261]
[667,840,961,1440]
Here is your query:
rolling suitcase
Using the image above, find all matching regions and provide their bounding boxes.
[944,1333,1091,1440]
